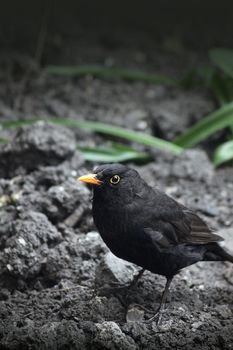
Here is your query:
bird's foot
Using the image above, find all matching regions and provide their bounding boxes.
[97,269,144,294]
[129,303,154,314]
[143,304,166,325]
[126,304,164,325]
[98,281,131,293]
[144,310,163,325]
[109,281,131,289]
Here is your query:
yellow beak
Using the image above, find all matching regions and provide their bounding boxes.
[78,173,102,186]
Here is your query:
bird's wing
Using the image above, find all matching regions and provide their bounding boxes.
[143,209,223,249]
[171,210,223,245]
[135,188,223,248]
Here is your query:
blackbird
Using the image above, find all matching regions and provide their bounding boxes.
[79,163,233,322]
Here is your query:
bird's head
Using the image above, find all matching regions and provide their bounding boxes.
[78,163,143,203]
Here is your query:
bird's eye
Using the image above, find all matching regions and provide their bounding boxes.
[110,175,121,185]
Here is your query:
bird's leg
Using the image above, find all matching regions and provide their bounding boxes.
[128,268,145,288]
[109,268,145,289]
[145,276,173,324]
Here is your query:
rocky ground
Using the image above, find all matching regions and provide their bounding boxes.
[0,43,233,349]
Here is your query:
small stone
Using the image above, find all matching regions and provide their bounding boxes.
[126,304,145,323]
[191,321,204,331]
[11,191,22,202]
[0,195,10,207]
[136,120,148,130]
[18,237,27,246]
[6,264,13,271]
[71,170,77,177]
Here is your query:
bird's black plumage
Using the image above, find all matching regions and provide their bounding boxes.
[79,163,233,322]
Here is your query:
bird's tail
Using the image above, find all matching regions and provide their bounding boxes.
[220,249,233,263]
[204,243,233,263]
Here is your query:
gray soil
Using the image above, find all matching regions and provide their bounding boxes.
[0,38,233,349]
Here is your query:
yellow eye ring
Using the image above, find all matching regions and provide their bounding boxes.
[110,175,121,185]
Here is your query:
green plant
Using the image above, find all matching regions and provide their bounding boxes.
[174,102,233,148]
[180,48,233,165]
[46,65,178,86]
[78,144,151,163]
[213,140,233,166]
[1,48,233,166]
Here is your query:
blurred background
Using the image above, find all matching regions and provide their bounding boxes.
[1,0,233,165]
[1,0,233,53]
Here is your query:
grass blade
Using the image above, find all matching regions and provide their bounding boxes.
[180,65,215,89]
[213,139,233,166]
[209,73,233,106]
[174,102,233,148]
[210,74,230,106]
[0,120,34,128]
[79,144,150,163]
[209,48,233,79]
[46,65,178,86]
[52,119,183,154]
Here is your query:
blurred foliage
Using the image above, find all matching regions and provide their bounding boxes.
[46,65,178,86]
[209,48,233,79]
[78,144,151,163]
[180,48,233,165]
[174,102,233,148]
[208,48,233,165]
[52,119,183,154]
[213,140,233,166]
[1,48,233,166]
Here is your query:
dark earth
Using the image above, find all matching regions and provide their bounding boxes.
[0,29,233,349]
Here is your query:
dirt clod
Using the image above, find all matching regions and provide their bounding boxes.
[0,122,77,178]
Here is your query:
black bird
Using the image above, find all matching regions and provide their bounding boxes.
[79,163,233,322]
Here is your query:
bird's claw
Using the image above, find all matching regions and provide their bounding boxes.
[129,303,154,314]
[98,281,131,293]
[144,311,162,324]
[128,304,163,325]
[109,281,130,289]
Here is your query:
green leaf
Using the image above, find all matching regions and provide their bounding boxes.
[209,48,233,79]
[180,65,215,89]
[210,73,230,106]
[0,120,33,128]
[174,102,233,148]
[52,119,183,154]
[46,65,178,86]
[79,144,150,163]
[0,118,182,155]
[208,72,233,106]
[213,139,233,166]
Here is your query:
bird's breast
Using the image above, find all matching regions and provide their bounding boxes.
[92,199,132,256]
